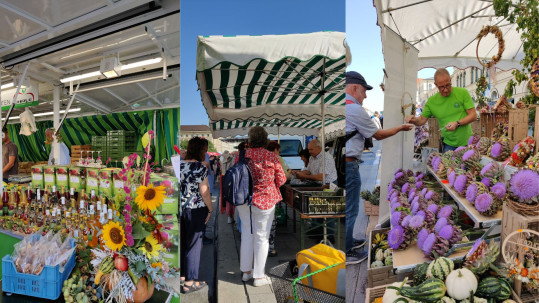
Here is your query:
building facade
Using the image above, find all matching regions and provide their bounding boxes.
[179,125,237,153]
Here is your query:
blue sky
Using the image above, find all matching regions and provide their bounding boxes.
[180,0,345,125]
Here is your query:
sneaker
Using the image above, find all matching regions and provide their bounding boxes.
[346,249,368,265]
[351,238,367,251]
[253,275,272,287]
[227,217,234,224]
[242,272,253,282]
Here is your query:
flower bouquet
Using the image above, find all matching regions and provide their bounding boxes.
[509,136,536,167]
[86,132,179,302]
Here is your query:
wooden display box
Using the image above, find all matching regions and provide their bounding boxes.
[507,109,529,149]
[512,288,539,303]
[365,284,387,303]
[367,229,412,288]
[501,203,539,299]
[427,118,441,149]
[535,108,539,155]
[364,201,379,216]
[70,145,91,153]
[471,119,481,135]
[480,112,508,138]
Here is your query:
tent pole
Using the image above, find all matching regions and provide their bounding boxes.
[53,86,61,164]
[277,124,280,144]
[321,58,326,185]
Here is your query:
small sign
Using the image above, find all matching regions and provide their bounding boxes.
[87,179,98,187]
[45,175,54,182]
[57,175,67,181]
[1,86,39,110]
[33,174,42,180]
[171,155,181,179]
[70,176,80,183]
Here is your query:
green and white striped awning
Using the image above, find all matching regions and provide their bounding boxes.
[196,32,347,125]
[211,117,344,139]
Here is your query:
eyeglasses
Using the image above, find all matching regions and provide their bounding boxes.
[437,83,452,91]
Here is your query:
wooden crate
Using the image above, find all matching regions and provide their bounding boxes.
[427,118,441,149]
[365,284,387,303]
[480,112,509,138]
[364,201,379,216]
[70,145,92,153]
[507,109,529,149]
[535,108,539,155]
[368,229,412,288]
[471,119,481,135]
[501,203,539,299]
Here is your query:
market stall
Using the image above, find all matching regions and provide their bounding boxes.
[362,1,539,302]
[0,1,180,302]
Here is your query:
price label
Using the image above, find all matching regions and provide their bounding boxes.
[57,175,67,181]
[114,181,124,189]
[45,175,54,182]
[87,179,98,187]
[33,174,43,180]
[100,181,110,188]
[70,176,80,183]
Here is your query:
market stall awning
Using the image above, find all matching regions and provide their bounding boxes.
[196,32,347,122]
[210,117,344,139]
[374,0,525,70]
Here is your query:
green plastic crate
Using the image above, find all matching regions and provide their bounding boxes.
[107,130,135,136]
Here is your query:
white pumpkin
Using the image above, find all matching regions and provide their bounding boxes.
[445,268,478,300]
[384,249,391,258]
[376,249,385,261]
[502,301,517,303]
[371,260,385,268]
[382,282,414,303]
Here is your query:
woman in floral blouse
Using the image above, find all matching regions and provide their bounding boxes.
[239,126,287,287]
[180,137,213,293]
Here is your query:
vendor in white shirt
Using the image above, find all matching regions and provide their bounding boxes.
[290,139,337,185]
[45,128,71,165]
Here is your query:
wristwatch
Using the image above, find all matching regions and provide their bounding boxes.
[456,121,461,128]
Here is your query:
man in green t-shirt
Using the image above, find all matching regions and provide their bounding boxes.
[406,68,477,151]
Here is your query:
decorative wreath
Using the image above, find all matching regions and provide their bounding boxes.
[401,91,414,117]
[530,58,539,97]
[476,25,505,68]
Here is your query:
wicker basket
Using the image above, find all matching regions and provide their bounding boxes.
[506,198,539,216]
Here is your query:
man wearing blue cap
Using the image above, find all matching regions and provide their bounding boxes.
[345,71,413,264]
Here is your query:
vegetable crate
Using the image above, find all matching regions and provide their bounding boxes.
[367,228,412,288]
[427,118,441,149]
[479,112,508,138]
[365,283,388,303]
[268,260,345,303]
[364,201,379,216]
[500,203,539,299]
[507,108,529,149]
[298,191,345,215]
[282,185,321,209]
[512,289,539,303]
[1,238,76,300]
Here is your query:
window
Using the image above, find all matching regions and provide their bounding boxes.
[463,71,466,86]
[471,68,474,83]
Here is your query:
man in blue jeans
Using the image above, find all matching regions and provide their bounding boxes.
[345,71,413,264]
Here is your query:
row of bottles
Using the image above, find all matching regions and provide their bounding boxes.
[3,185,117,248]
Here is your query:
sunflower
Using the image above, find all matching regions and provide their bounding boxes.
[135,184,166,211]
[102,221,126,251]
[139,235,163,260]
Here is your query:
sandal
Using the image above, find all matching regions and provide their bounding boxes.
[181,282,207,294]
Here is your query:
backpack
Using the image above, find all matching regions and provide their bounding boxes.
[222,150,253,207]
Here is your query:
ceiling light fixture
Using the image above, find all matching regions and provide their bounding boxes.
[0,82,14,89]
[1,108,81,121]
[76,74,168,92]
[60,57,164,83]
[100,57,122,78]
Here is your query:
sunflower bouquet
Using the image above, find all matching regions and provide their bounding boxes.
[87,131,178,302]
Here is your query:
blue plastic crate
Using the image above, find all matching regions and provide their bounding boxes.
[2,237,76,300]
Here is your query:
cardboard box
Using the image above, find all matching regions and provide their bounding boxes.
[85,168,100,194]
[31,165,45,188]
[98,168,117,197]
[55,165,70,188]
[68,166,85,190]
[43,166,56,188]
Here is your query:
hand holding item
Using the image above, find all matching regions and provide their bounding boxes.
[444,122,458,131]
[401,124,414,131]
[404,115,415,124]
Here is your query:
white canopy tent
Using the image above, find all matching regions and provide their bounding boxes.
[372,0,527,223]
[196,32,347,183]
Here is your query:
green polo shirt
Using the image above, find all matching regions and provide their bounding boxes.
[421,87,475,147]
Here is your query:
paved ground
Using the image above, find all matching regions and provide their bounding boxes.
[347,140,382,303]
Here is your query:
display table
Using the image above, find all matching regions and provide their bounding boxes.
[392,242,468,275]
[426,166,502,228]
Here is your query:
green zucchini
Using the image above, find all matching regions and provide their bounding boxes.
[389,278,446,303]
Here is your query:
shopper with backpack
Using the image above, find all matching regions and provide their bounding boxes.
[236,127,286,287]
[179,137,213,294]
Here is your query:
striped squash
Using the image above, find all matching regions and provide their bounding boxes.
[475,277,511,300]
[426,257,454,281]
[389,278,446,303]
